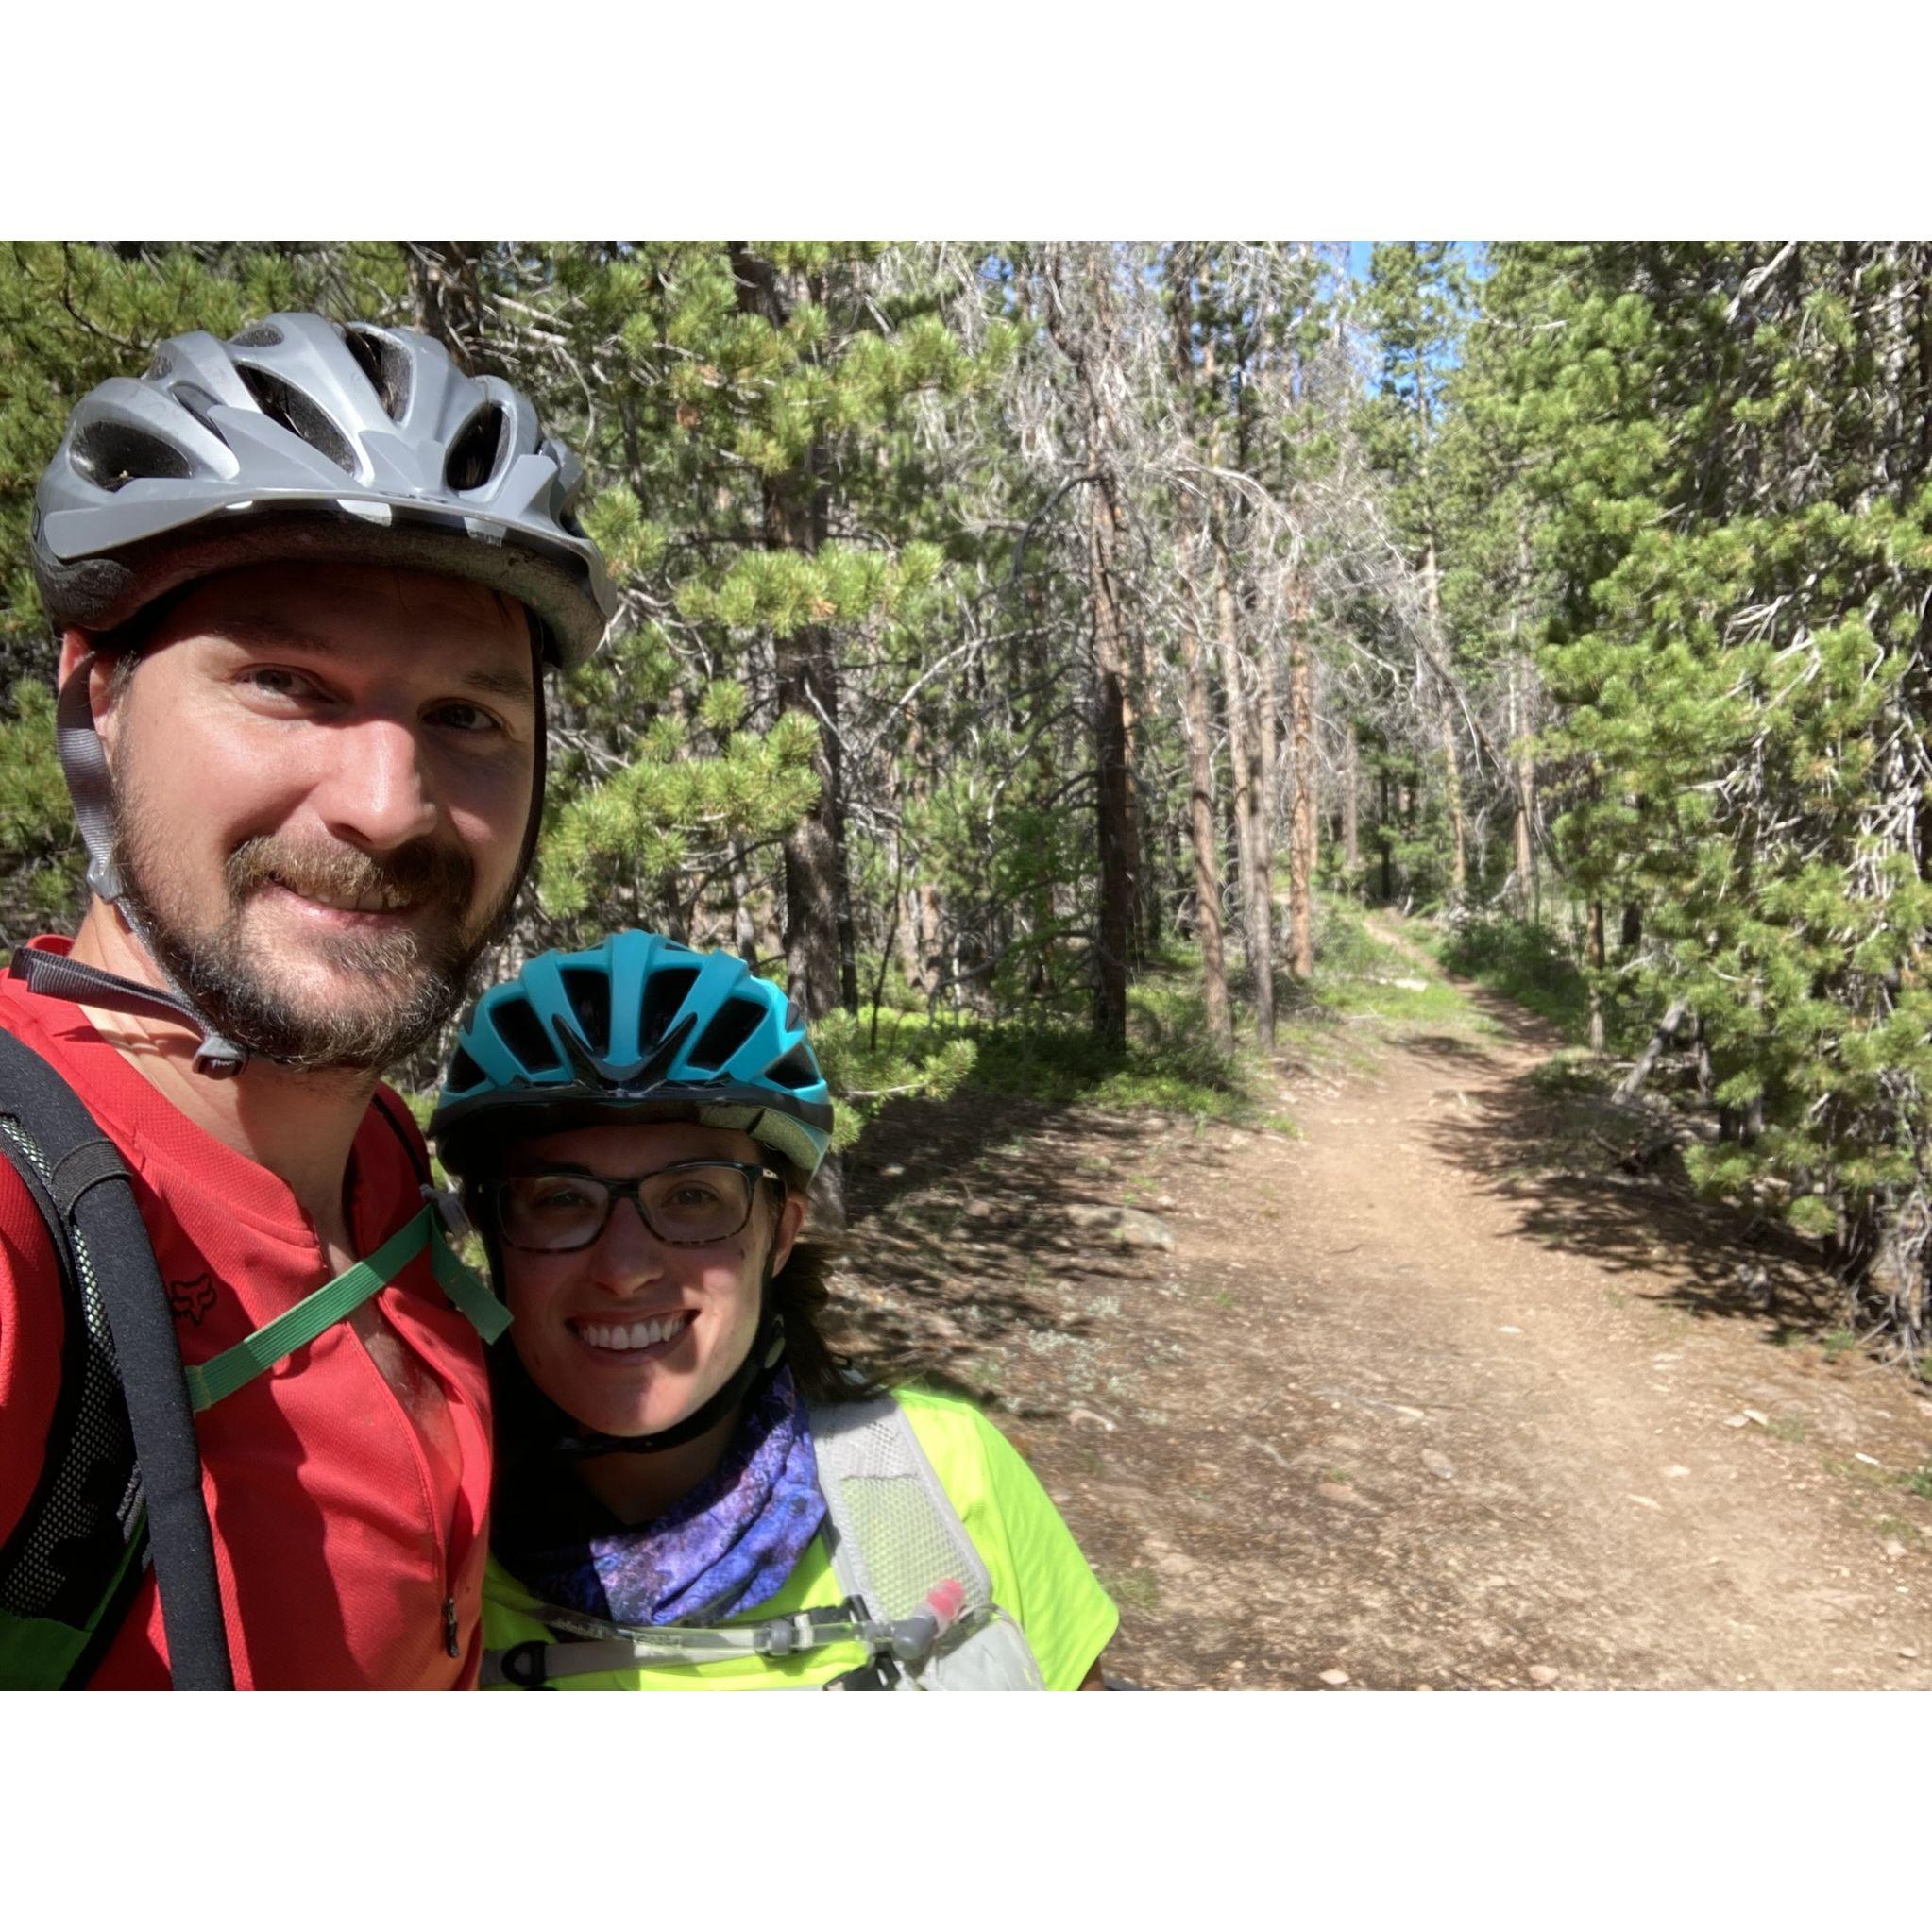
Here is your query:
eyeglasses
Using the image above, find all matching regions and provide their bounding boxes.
[484,1161,784,1253]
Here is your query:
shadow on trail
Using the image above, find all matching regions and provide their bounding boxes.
[830,1089,1230,1417]
[1405,1009,1842,1346]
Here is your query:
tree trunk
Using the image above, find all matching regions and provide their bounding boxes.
[408,242,487,371]
[1423,539,1467,903]
[1179,615,1232,1051]
[1251,630,1280,1035]
[1087,473,1135,1050]
[730,243,856,1021]
[1587,898,1607,1056]
[1343,724,1360,886]
[1286,570,1316,981]
[729,839,758,968]
[1214,551,1269,1045]
[1165,249,1230,1046]
[1378,764,1394,903]
[1045,245,1136,1051]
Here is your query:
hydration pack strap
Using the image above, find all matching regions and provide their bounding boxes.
[184,1205,509,1413]
[482,1602,958,1688]
[806,1395,992,1629]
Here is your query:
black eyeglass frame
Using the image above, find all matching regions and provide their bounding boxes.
[483,1159,788,1253]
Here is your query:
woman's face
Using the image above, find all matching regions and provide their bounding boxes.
[493,1120,806,1440]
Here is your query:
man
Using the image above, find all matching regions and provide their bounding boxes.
[0,312,615,1686]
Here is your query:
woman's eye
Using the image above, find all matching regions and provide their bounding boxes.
[666,1183,725,1210]
[528,1183,592,1212]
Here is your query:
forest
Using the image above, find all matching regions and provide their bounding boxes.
[4,239,1929,1366]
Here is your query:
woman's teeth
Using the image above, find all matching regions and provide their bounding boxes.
[577,1313,691,1352]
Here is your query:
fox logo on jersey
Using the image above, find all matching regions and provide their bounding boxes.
[168,1274,216,1326]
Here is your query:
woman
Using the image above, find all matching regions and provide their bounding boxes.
[430,928,1119,1690]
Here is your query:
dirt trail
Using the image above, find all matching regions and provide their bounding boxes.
[832,933,1932,1689]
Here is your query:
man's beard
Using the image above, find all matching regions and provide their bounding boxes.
[110,797,521,1074]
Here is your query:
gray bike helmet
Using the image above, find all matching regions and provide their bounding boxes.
[30,312,617,669]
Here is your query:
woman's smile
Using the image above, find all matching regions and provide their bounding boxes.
[568,1308,699,1363]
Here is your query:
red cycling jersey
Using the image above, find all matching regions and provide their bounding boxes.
[0,939,493,1688]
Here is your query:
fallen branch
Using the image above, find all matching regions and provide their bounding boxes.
[1614,999,1690,1106]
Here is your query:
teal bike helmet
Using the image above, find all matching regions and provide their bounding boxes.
[430,929,834,1181]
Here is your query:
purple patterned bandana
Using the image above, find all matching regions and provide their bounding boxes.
[497,1364,826,1627]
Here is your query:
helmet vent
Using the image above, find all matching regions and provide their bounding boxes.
[765,1044,821,1092]
[559,966,613,1059]
[230,323,285,348]
[490,994,562,1075]
[235,364,358,475]
[169,382,229,443]
[638,967,700,1050]
[447,1045,485,1093]
[342,326,413,424]
[688,997,765,1071]
[445,404,506,492]
[71,420,194,493]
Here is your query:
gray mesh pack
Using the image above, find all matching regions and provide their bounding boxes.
[807,1395,1046,1692]
[31,312,616,668]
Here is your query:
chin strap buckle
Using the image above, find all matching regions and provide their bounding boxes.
[422,1183,473,1244]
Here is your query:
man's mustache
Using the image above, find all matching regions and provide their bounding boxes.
[225,834,476,914]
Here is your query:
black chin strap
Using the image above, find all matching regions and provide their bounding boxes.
[48,658,251,1076]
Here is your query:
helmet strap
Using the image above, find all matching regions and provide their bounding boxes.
[47,653,250,1076]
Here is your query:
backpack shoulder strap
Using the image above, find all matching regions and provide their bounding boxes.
[367,1086,432,1186]
[0,1100,146,1688]
[805,1393,992,1625]
[0,1027,231,1689]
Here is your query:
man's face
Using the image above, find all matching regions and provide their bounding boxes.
[91,561,540,1071]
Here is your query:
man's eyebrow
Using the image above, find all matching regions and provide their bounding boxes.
[209,615,535,705]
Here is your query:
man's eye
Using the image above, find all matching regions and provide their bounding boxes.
[244,667,316,701]
[432,702,503,736]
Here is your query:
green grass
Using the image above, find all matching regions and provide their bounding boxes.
[1306,903,1500,1036]
[1100,1566,1162,1614]
[822,951,1281,1145]
[1419,912,1592,1041]
[1900,1465,1932,1500]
